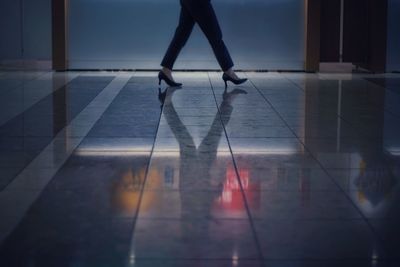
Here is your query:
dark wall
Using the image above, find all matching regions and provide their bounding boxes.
[387,0,400,71]
[320,0,388,72]
[0,0,23,59]
[342,0,369,64]
[320,0,341,62]
[0,0,52,61]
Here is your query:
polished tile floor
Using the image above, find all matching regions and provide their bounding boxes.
[0,70,400,266]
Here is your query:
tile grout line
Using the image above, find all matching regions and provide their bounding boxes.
[0,73,133,243]
[284,75,385,142]
[248,73,392,260]
[127,79,167,264]
[286,75,400,140]
[0,70,50,96]
[0,72,119,191]
[0,74,86,191]
[0,71,80,126]
[354,78,400,133]
[207,72,266,264]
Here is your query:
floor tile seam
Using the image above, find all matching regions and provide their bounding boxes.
[11,185,254,192]
[130,258,394,262]
[363,77,400,94]
[137,216,253,220]
[262,257,394,261]
[208,72,266,264]
[151,149,232,152]
[127,83,167,253]
[0,142,81,190]
[278,75,390,140]
[133,217,258,222]
[225,137,300,139]
[1,74,127,189]
[383,108,400,120]
[139,189,342,192]
[0,71,50,93]
[253,78,377,191]
[28,76,138,185]
[247,76,392,258]
[5,216,137,223]
[0,74,132,243]
[290,77,396,137]
[241,189,344,193]
[2,78,127,145]
[72,149,152,152]
[249,217,377,222]
[128,257,262,261]
[140,188,245,192]
[135,216,370,222]
[128,258,262,261]
[0,72,80,127]
[0,82,53,100]
[337,113,395,140]
[260,104,368,142]
[387,87,400,95]
[306,104,399,157]
[159,124,227,127]
[98,256,396,262]
[325,167,394,170]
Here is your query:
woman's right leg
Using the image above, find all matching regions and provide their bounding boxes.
[161,5,195,70]
[182,0,234,72]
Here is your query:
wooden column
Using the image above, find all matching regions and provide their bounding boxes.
[52,0,67,71]
[305,0,321,72]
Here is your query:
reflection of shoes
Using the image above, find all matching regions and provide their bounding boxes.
[223,88,248,101]
[158,88,167,106]
[222,73,248,87]
[158,71,182,87]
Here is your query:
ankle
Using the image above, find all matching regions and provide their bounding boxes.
[162,67,172,76]
[224,69,239,80]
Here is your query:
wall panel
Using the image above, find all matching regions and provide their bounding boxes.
[0,0,51,61]
[387,0,400,71]
[68,0,305,70]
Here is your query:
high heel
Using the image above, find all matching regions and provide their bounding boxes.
[158,71,182,87]
[222,73,248,87]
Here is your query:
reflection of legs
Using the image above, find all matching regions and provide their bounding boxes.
[163,90,195,155]
[199,89,246,162]
[161,6,195,69]
[198,102,232,165]
[162,90,199,207]
[184,1,234,71]
[199,100,233,169]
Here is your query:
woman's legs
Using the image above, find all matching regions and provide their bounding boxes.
[182,0,234,72]
[160,0,242,82]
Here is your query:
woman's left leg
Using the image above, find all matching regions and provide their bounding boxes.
[161,5,195,70]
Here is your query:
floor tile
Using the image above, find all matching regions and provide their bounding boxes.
[247,191,361,219]
[0,71,400,265]
[132,219,259,260]
[254,219,385,260]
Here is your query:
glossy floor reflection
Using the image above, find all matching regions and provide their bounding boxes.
[0,71,400,266]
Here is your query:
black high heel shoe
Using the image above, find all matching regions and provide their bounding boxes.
[222,73,248,87]
[158,71,182,87]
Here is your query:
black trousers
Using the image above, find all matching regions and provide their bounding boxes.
[161,0,234,71]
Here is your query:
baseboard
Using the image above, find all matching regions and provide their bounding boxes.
[319,63,355,73]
